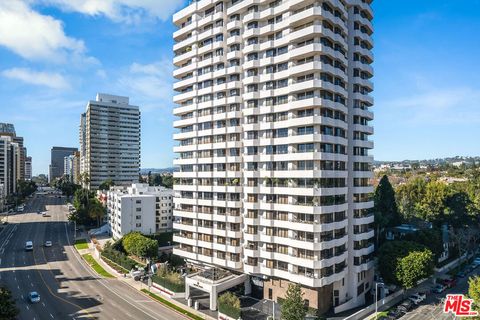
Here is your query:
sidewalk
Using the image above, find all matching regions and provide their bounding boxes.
[84,241,216,320]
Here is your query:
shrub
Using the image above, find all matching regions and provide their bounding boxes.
[101,247,138,271]
[218,292,241,319]
[152,271,185,293]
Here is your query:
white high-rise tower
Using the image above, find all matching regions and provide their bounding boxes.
[172,0,374,314]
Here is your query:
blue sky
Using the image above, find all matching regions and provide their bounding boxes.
[1,0,479,176]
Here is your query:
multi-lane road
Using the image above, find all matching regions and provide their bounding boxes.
[0,192,185,320]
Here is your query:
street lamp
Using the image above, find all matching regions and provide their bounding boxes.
[375,282,385,319]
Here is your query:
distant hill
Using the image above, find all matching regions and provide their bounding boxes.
[140,167,177,174]
[374,156,480,166]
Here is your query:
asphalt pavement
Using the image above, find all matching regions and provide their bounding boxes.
[0,192,187,320]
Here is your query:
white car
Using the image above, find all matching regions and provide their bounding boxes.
[408,293,426,304]
[28,291,40,303]
[44,241,52,247]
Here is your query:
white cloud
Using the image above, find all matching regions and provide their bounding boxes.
[37,0,185,23]
[0,0,94,64]
[383,87,480,125]
[2,67,70,89]
[115,59,173,109]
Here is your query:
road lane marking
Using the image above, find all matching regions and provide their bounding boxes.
[42,302,46,307]
[26,305,29,310]
[17,285,19,289]
[34,231,95,319]
[50,313,54,318]
[31,283,33,287]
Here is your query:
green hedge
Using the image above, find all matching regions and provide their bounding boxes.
[101,255,129,274]
[101,248,138,271]
[152,274,185,293]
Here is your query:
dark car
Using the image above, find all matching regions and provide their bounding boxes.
[387,309,403,319]
[397,299,414,312]
[457,271,466,278]
[442,278,457,288]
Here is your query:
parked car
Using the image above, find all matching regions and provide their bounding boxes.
[409,292,426,304]
[28,291,40,303]
[457,271,467,278]
[441,278,457,288]
[473,257,480,265]
[432,284,446,293]
[44,241,52,247]
[387,309,403,319]
[130,269,144,281]
[397,300,414,312]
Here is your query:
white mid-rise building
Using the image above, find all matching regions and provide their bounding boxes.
[106,183,174,239]
[80,93,141,190]
[172,0,374,314]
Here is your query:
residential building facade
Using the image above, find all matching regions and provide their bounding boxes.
[172,0,374,314]
[80,93,141,190]
[106,183,174,239]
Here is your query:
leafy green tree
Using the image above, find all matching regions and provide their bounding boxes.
[153,174,163,186]
[403,229,443,260]
[418,181,450,223]
[122,232,159,258]
[0,286,19,319]
[71,188,97,225]
[444,192,474,227]
[396,177,427,221]
[396,249,434,289]
[378,241,433,286]
[374,175,401,227]
[468,276,480,316]
[98,179,115,191]
[160,175,173,189]
[54,175,80,198]
[16,180,37,198]
[281,283,307,320]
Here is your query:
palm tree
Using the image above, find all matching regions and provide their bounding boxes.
[89,201,106,227]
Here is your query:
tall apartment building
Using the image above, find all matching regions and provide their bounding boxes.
[172,0,374,314]
[49,147,78,182]
[80,93,141,190]
[0,123,26,182]
[25,156,32,181]
[106,183,174,239]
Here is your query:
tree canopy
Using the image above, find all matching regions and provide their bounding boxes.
[98,179,115,191]
[0,286,19,319]
[281,283,307,320]
[374,175,401,227]
[468,276,480,315]
[71,188,104,226]
[377,241,434,287]
[122,232,159,258]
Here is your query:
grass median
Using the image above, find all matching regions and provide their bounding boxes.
[74,239,89,250]
[82,254,114,278]
[140,289,203,320]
